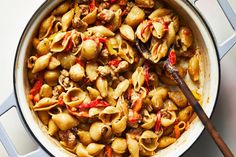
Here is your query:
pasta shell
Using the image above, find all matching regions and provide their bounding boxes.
[69,64,85,82]
[136,20,152,43]
[113,79,129,99]
[116,96,128,117]
[50,32,71,53]
[163,99,178,111]
[76,143,93,157]
[33,98,58,111]
[160,110,176,127]
[86,143,105,156]
[188,55,199,82]
[62,9,74,32]
[96,76,108,98]
[88,26,115,37]
[81,39,99,60]
[63,88,86,107]
[48,57,60,70]
[158,136,176,148]
[44,70,60,86]
[77,131,93,146]
[86,62,99,82]
[52,1,70,15]
[132,67,145,92]
[124,6,145,28]
[36,38,50,56]
[89,122,112,141]
[82,8,98,25]
[39,84,53,98]
[118,40,136,64]
[48,119,59,136]
[164,22,176,47]
[38,15,56,40]
[148,87,168,111]
[139,130,159,152]
[119,24,135,42]
[87,86,101,100]
[111,116,127,134]
[88,108,102,117]
[111,138,127,154]
[141,110,156,129]
[177,27,193,51]
[52,112,79,131]
[135,0,155,8]
[178,106,193,122]
[168,91,187,108]
[126,134,139,157]
[38,111,50,125]
[152,21,165,39]
[32,53,52,73]
[148,8,173,20]
[150,41,168,63]
[110,9,122,32]
[99,106,120,124]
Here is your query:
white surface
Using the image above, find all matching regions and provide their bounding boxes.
[0,0,235,156]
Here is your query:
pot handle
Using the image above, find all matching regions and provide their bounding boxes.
[189,0,236,59]
[0,93,49,157]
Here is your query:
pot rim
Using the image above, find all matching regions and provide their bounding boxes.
[12,0,221,156]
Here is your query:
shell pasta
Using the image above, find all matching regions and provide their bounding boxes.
[27,0,201,156]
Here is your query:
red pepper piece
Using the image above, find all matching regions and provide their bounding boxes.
[30,79,43,96]
[108,59,121,67]
[105,145,113,157]
[76,58,85,67]
[174,124,181,139]
[109,0,117,4]
[144,62,150,90]
[58,99,65,106]
[98,37,107,43]
[118,0,128,6]
[155,111,162,133]
[168,49,177,65]
[78,99,111,110]
[89,0,96,12]
[132,97,143,113]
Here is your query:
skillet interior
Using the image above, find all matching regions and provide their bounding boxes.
[13,0,220,156]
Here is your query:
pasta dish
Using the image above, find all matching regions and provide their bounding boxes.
[27,0,200,156]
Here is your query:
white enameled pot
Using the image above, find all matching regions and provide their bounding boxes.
[0,0,236,157]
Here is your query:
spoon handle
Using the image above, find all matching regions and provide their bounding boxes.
[164,63,234,157]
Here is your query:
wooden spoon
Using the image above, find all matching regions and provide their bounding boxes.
[135,38,234,157]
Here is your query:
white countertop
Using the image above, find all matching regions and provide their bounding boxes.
[0,0,235,156]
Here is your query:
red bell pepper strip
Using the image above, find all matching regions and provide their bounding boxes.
[155,111,162,133]
[174,124,181,139]
[89,0,96,12]
[108,59,121,67]
[77,99,111,110]
[109,0,117,4]
[143,62,150,90]
[168,49,177,65]
[105,145,113,157]
[29,79,43,96]
[57,98,65,106]
[118,0,128,6]
[98,37,107,43]
[132,97,143,113]
[76,58,85,67]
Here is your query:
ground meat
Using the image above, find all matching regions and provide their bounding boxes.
[59,130,77,148]
[97,9,115,23]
